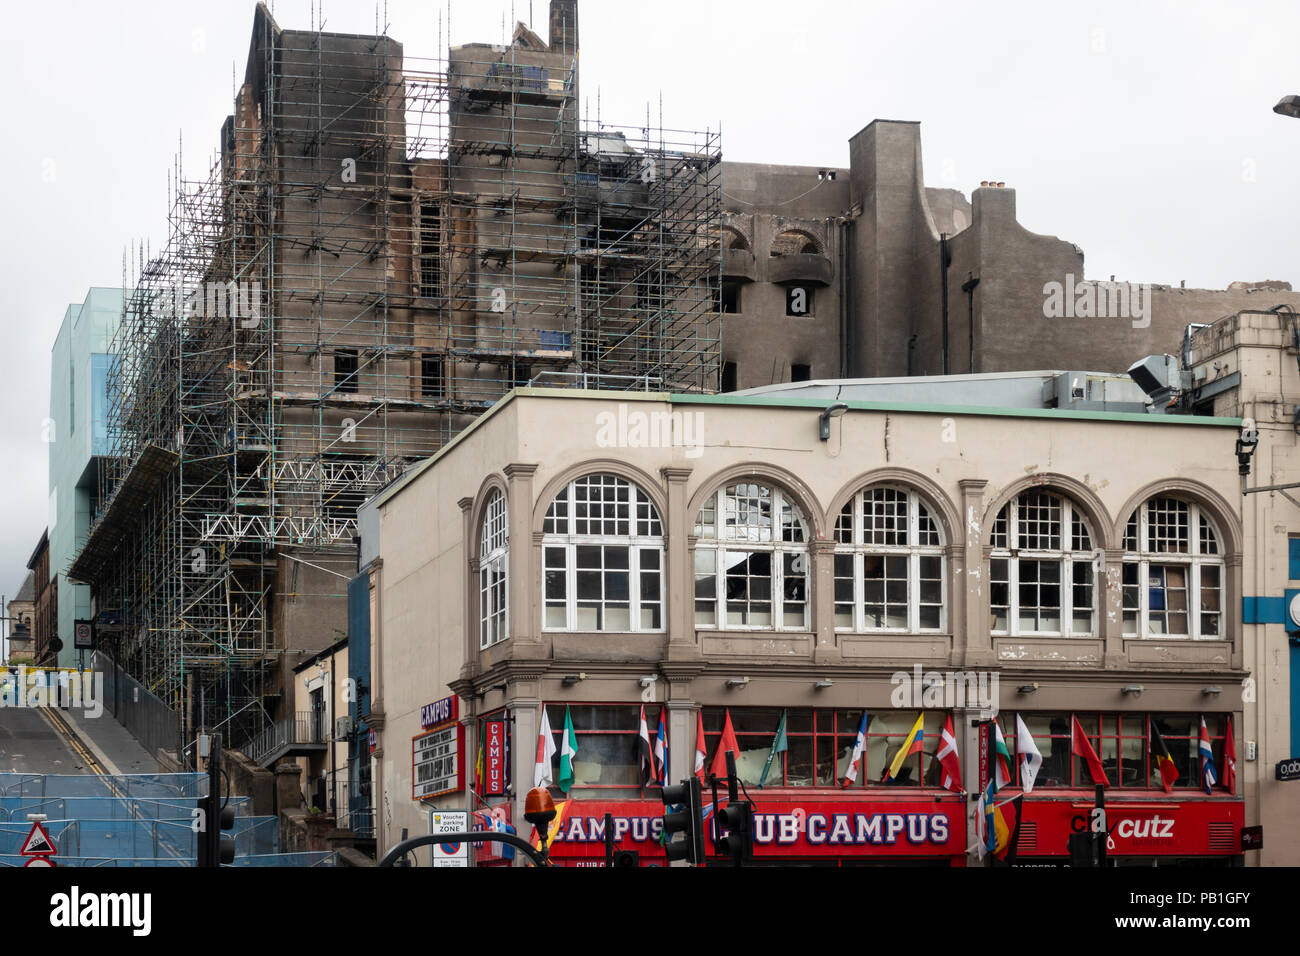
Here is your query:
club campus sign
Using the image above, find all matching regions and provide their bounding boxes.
[544,800,965,860]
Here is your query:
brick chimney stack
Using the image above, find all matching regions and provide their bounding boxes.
[549,0,578,55]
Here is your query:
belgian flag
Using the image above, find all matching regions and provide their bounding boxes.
[1151,722,1180,792]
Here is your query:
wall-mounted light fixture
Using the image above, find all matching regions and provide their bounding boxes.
[813,679,833,691]
[1017,683,1039,695]
[1236,420,1259,477]
[725,677,750,690]
[562,673,587,687]
[819,402,849,441]
[1202,685,1222,696]
[1121,684,1144,695]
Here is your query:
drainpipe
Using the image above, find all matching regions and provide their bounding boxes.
[837,215,852,378]
[961,274,980,374]
[940,234,951,375]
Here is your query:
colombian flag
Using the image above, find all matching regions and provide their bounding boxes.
[530,800,570,851]
[992,795,1024,862]
[884,714,925,783]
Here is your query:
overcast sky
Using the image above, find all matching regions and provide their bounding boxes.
[2,0,1299,613]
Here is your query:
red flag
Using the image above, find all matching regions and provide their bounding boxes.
[1071,715,1110,787]
[936,713,963,792]
[694,710,707,781]
[710,709,740,779]
[1224,716,1237,794]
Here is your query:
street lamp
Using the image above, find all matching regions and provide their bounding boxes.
[819,402,848,441]
[1273,95,1300,119]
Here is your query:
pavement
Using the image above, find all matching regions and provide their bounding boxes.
[56,704,160,776]
[0,691,159,778]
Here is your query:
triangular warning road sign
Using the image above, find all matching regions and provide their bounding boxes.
[20,822,57,856]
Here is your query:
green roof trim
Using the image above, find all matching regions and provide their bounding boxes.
[367,386,1241,512]
[665,391,1243,427]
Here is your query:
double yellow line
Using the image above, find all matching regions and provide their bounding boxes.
[40,708,191,862]
[42,707,115,784]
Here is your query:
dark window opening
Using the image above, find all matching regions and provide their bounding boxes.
[721,361,738,393]
[421,354,446,398]
[786,286,813,317]
[418,201,443,298]
[513,364,532,389]
[791,363,811,382]
[335,349,359,393]
[722,282,741,314]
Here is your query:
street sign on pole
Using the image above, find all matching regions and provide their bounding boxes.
[429,810,469,867]
[24,857,56,868]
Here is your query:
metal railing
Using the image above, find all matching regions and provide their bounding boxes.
[92,651,180,760]
[241,711,325,765]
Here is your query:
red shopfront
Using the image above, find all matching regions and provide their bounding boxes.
[1013,797,1245,865]
[537,796,968,867]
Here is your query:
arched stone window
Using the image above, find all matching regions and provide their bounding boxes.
[770,229,821,257]
[1121,496,1224,639]
[833,486,945,632]
[989,490,1097,636]
[479,489,508,649]
[542,474,664,632]
[694,482,809,629]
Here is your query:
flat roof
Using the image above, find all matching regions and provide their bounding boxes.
[365,386,1240,513]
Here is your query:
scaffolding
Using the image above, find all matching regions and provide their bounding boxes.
[75,4,722,754]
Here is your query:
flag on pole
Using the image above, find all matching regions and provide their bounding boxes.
[1224,716,1237,794]
[637,705,656,790]
[992,720,1013,790]
[975,778,997,859]
[842,711,869,787]
[758,711,788,788]
[710,709,741,780]
[534,705,556,788]
[1198,716,1218,794]
[884,713,925,784]
[654,709,669,788]
[936,713,962,792]
[1150,720,1180,793]
[558,705,579,794]
[993,795,1024,864]
[694,710,707,782]
[1070,714,1110,786]
[1015,715,1042,794]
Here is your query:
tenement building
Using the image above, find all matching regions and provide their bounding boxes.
[355,385,1259,866]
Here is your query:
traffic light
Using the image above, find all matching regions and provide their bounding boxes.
[196,733,237,868]
[715,800,753,866]
[660,777,705,865]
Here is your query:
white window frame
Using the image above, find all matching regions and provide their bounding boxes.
[833,486,946,633]
[541,475,665,633]
[693,483,810,631]
[479,489,509,649]
[989,492,1098,638]
[1121,498,1224,640]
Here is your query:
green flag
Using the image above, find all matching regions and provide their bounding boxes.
[558,706,579,793]
[758,711,788,788]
